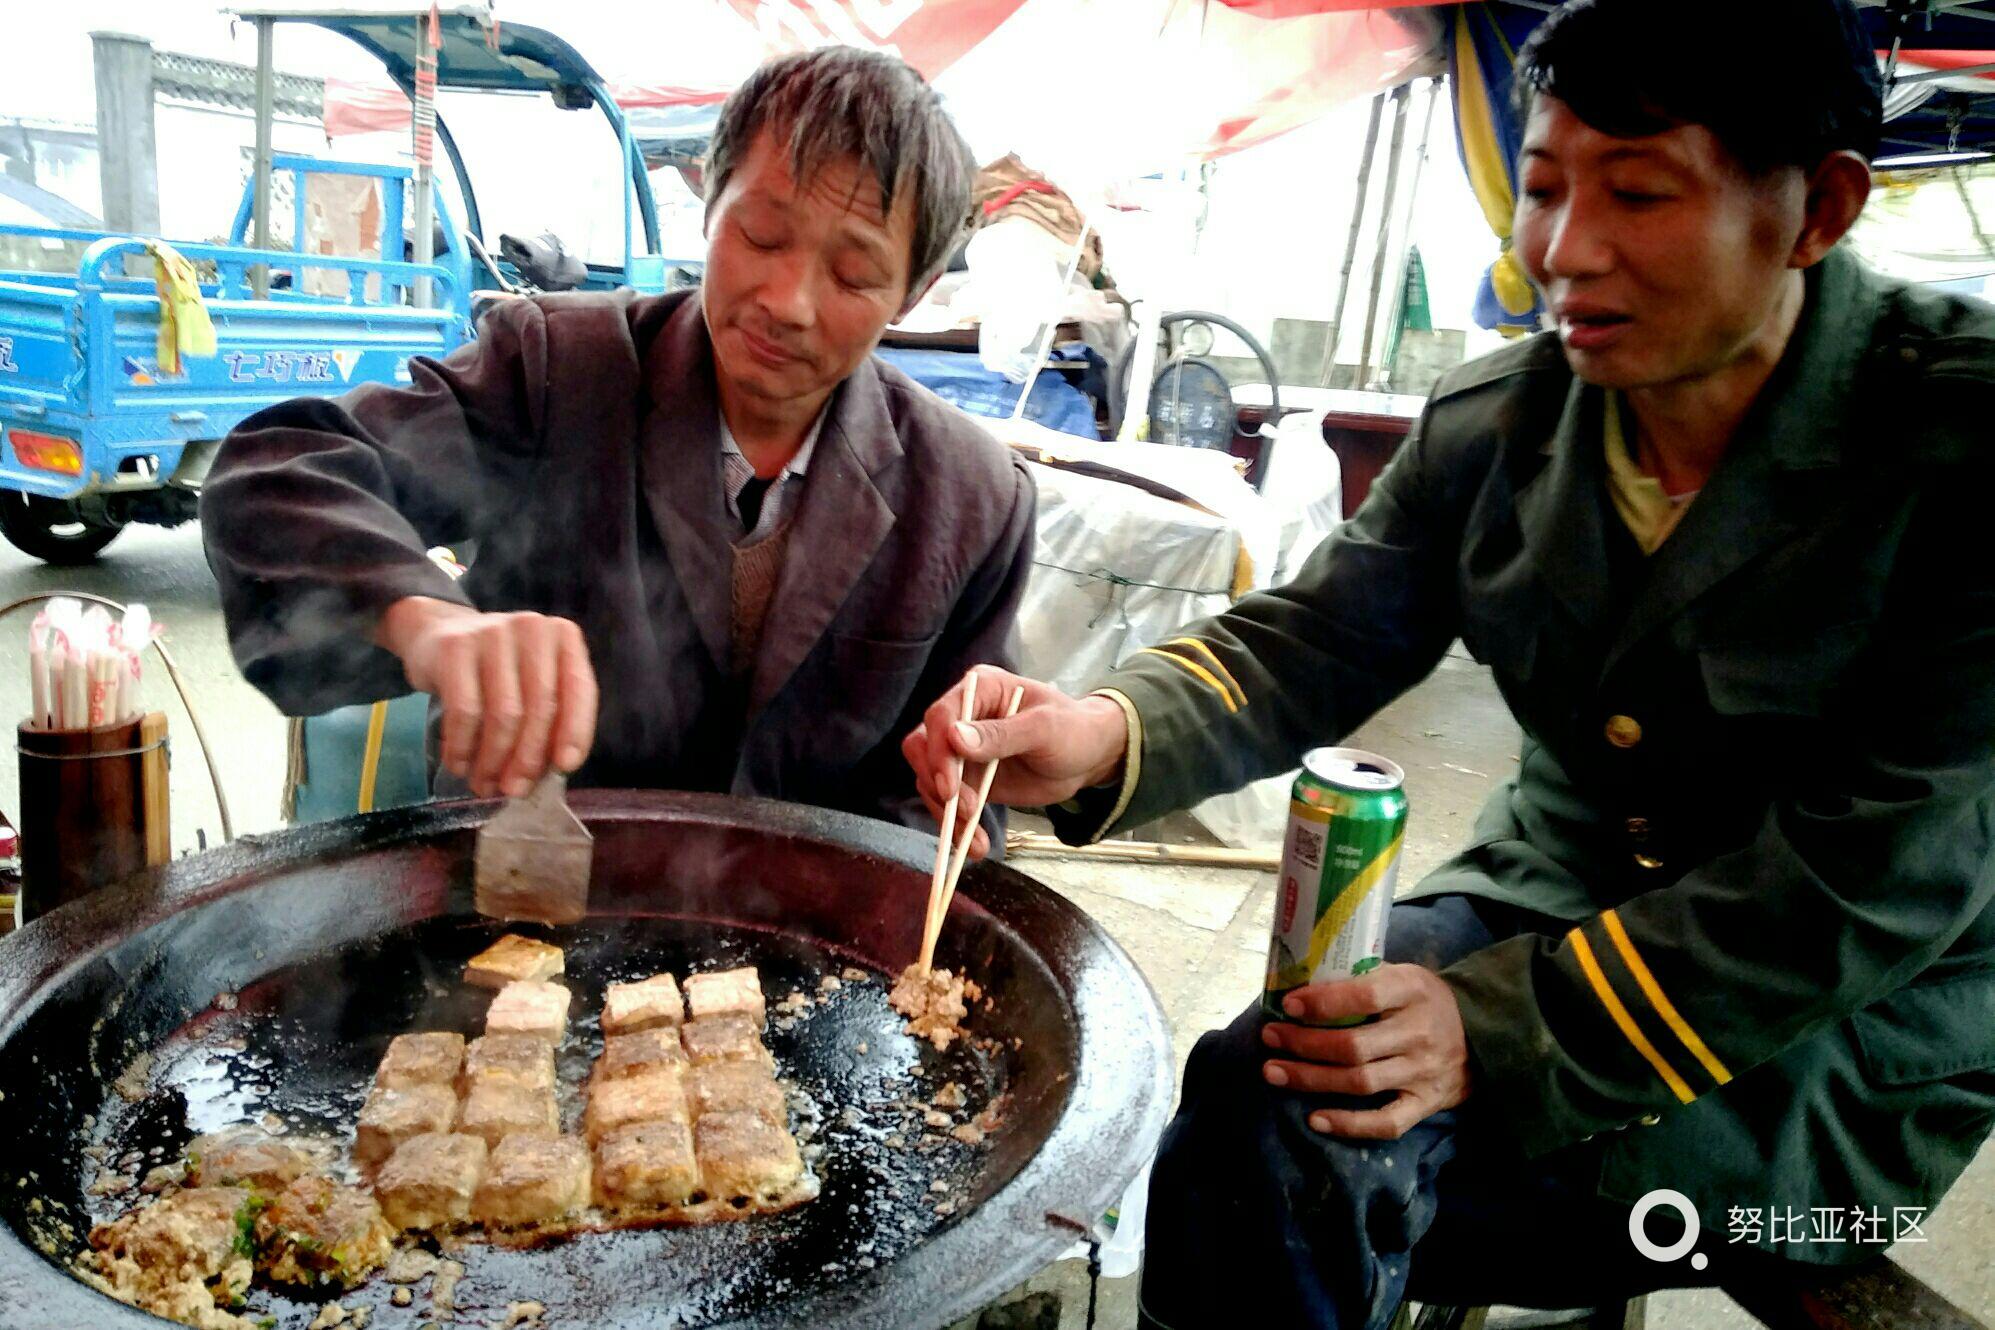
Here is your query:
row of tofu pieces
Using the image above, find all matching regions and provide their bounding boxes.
[361,963,804,1230]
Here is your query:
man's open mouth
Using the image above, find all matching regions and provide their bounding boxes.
[1557,308,1633,350]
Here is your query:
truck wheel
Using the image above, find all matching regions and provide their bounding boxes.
[0,494,124,565]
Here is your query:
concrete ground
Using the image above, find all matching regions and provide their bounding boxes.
[1,525,1989,1329]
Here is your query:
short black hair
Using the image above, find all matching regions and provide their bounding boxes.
[1514,0,1883,172]
[704,47,975,299]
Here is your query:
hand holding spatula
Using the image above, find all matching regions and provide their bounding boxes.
[475,771,592,925]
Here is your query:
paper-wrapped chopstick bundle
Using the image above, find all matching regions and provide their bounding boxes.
[25,599,157,731]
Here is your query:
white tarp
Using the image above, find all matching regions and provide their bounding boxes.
[993,418,1341,847]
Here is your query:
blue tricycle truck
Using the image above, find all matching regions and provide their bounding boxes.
[0,2,680,563]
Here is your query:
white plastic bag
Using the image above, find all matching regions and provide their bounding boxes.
[1058,1161,1152,1279]
[965,217,1073,383]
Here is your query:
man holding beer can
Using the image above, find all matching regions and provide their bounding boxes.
[907,1,1995,1325]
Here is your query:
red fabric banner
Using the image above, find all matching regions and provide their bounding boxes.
[323,79,734,138]
[612,84,734,108]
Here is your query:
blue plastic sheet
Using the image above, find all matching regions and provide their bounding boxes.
[876,346,1100,439]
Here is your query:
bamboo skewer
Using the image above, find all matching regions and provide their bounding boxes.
[1005,831,1282,871]
[919,672,980,973]
[924,684,1025,966]
[140,710,171,867]
[925,693,1029,961]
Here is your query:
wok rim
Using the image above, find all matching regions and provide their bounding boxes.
[0,791,1175,1330]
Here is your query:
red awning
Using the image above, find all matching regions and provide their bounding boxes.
[1899,48,1995,79]
[1213,0,1461,13]
[719,0,1029,81]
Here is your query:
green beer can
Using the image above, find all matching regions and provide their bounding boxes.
[1264,747,1408,1024]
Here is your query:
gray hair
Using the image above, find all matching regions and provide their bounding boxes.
[703,46,975,300]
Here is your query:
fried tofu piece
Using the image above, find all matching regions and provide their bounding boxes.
[459,1077,560,1148]
[601,973,683,1034]
[83,1186,256,1319]
[184,1125,333,1191]
[461,1032,557,1094]
[470,1134,591,1227]
[374,1133,488,1231]
[355,1082,459,1171]
[693,1109,804,1201]
[255,1175,395,1290]
[88,1184,252,1277]
[592,1119,698,1210]
[465,934,565,990]
[683,966,765,1026]
[584,1068,688,1145]
[486,979,571,1042]
[689,1061,787,1125]
[597,1028,686,1082]
[680,1012,771,1067]
[374,1031,466,1090]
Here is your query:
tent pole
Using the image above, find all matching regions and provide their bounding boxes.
[250,17,274,298]
[1374,77,1443,390]
[1355,82,1413,394]
[1320,91,1386,388]
[411,16,435,309]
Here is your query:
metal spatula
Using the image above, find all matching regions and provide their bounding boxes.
[474,771,592,925]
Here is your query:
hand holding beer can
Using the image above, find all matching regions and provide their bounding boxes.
[1265,747,1408,1026]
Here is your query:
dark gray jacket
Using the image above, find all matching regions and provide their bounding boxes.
[202,289,1035,835]
[1056,250,1995,1259]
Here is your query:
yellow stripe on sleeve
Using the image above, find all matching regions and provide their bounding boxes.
[1133,647,1239,714]
[1569,927,1696,1105]
[1601,909,1733,1087]
[1165,638,1247,708]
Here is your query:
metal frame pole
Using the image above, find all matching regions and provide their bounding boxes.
[411,16,436,309]
[250,17,275,298]
[1355,82,1413,393]
[1320,91,1387,387]
[1375,77,1444,390]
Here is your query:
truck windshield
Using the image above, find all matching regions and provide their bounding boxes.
[435,87,642,269]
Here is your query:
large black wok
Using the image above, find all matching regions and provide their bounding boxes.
[0,792,1173,1329]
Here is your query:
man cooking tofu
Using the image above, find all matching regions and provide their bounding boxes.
[907,0,1995,1325]
[202,47,1034,840]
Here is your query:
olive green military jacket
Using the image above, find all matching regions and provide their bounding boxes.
[1060,249,1995,1262]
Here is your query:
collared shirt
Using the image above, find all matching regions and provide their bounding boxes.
[1602,390,1700,556]
[719,410,824,542]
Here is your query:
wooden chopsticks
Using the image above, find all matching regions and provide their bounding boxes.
[918,672,1024,973]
